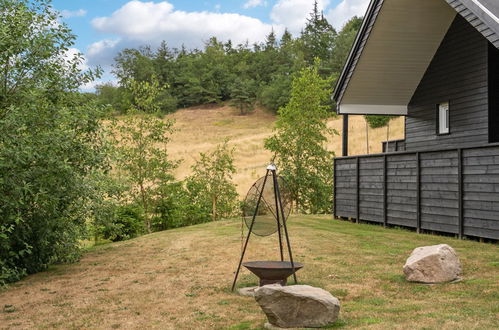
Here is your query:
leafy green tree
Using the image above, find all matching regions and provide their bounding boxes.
[113,47,156,85]
[364,115,392,129]
[187,141,239,221]
[95,83,131,114]
[265,62,337,214]
[113,79,178,232]
[0,0,108,285]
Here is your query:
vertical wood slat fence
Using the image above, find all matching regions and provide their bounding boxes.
[333,143,499,240]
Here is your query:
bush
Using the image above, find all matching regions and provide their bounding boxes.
[102,204,145,242]
[157,90,178,114]
[364,115,392,129]
[152,181,212,231]
[152,182,190,231]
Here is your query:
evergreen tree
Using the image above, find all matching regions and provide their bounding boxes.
[331,16,362,74]
[299,0,337,71]
[230,77,256,115]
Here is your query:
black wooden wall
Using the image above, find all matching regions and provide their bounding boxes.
[405,15,490,151]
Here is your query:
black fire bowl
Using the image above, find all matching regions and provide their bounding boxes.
[243,260,304,286]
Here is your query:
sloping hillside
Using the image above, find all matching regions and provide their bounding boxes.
[167,105,404,195]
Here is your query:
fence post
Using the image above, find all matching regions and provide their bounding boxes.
[383,154,387,228]
[416,152,421,234]
[356,157,360,223]
[458,149,463,239]
[333,159,336,219]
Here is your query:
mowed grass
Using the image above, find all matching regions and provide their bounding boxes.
[1,216,498,329]
[166,105,404,196]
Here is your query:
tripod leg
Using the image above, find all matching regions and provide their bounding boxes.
[272,171,284,261]
[231,170,270,291]
[275,174,298,284]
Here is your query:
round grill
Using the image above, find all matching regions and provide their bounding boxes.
[241,173,292,236]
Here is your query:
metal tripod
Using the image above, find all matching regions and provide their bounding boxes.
[231,164,297,291]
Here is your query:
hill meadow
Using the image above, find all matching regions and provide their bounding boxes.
[165,105,404,196]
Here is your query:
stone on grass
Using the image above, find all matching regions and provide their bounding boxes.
[254,284,340,328]
[237,286,259,297]
[403,244,461,283]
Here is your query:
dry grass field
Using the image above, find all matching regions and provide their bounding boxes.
[1,216,498,329]
[167,105,404,195]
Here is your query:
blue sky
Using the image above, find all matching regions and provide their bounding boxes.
[51,0,369,89]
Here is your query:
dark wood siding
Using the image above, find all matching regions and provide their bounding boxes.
[386,153,417,227]
[445,0,499,49]
[462,146,499,239]
[420,150,459,234]
[406,15,489,151]
[334,158,357,218]
[359,157,384,222]
[382,139,406,153]
[333,143,499,240]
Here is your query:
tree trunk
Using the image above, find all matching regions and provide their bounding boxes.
[366,120,370,154]
[140,184,150,233]
[212,195,217,221]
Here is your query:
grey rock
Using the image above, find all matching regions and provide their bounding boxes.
[237,286,259,297]
[403,244,461,283]
[255,284,340,328]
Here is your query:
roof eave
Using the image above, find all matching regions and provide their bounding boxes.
[332,0,380,105]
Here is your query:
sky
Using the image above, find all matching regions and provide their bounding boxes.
[51,0,370,90]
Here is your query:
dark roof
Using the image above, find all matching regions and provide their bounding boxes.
[333,0,499,103]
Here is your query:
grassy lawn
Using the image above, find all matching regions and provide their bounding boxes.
[1,216,498,329]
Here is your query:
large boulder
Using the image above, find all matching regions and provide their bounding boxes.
[254,284,340,328]
[403,244,461,283]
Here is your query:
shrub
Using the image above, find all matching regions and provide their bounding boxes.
[102,204,145,242]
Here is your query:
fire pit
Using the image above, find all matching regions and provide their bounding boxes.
[243,261,304,286]
[231,164,302,291]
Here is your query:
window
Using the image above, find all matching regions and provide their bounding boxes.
[438,102,450,135]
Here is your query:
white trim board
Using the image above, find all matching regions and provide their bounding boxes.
[338,104,408,115]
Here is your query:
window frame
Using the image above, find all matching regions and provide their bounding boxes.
[436,101,450,136]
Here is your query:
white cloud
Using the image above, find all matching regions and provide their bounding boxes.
[63,47,88,71]
[270,0,330,34]
[84,0,369,80]
[326,0,369,30]
[88,1,280,67]
[60,9,87,19]
[80,78,119,92]
[243,0,267,9]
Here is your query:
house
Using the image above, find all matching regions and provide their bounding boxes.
[332,0,499,240]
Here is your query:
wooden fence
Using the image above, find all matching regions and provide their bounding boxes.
[381,139,406,153]
[333,143,499,240]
